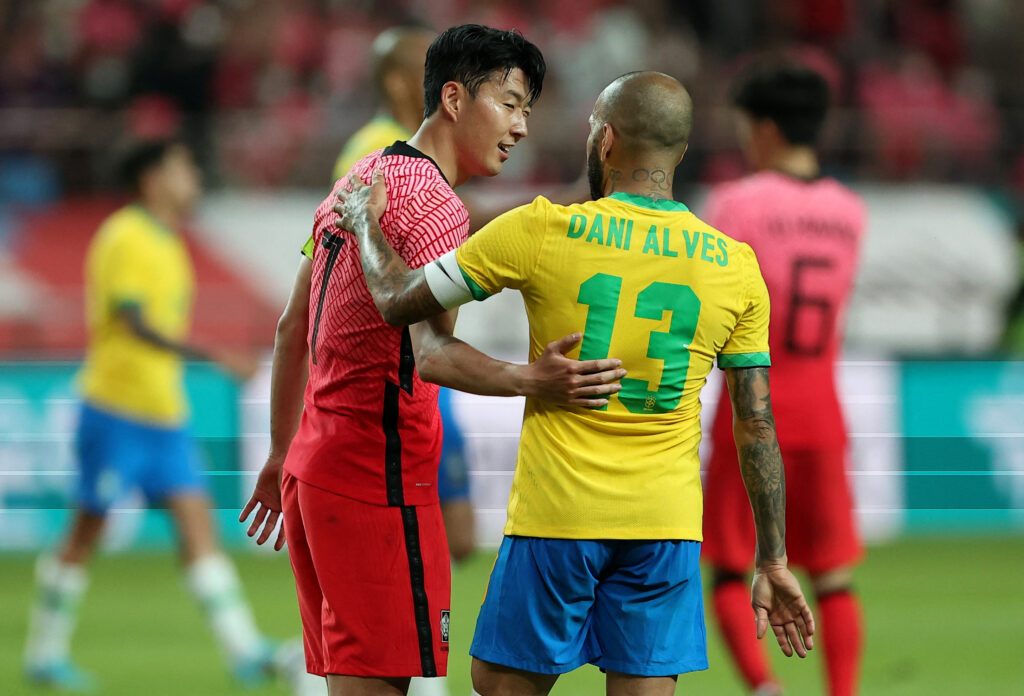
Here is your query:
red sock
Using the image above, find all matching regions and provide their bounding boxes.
[712,579,774,689]
[818,590,863,696]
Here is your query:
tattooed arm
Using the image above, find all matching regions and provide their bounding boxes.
[335,170,625,406]
[724,366,817,658]
[724,365,786,564]
[334,169,446,326]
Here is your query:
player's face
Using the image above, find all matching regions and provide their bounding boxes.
[453,68,531,178]
[159,145,202,212]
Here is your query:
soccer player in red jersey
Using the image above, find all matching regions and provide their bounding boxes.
[240,25,623,696]
[701,64,867,696]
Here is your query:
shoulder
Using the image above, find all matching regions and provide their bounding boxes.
[388,161,464,217]
[707,173,774,207]
[479,195,556,238]
[509,195,556,220]
[821,178,867,224]
[682,208,746,249]
[340,149,386,185]
[94,206,149,250]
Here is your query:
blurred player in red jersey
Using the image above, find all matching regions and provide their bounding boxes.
[701,64,867,696]
[240,25,624,696]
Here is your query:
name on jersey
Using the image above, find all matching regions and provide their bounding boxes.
[567,214,728,266]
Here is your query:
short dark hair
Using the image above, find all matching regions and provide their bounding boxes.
[731,64,830,146]
[422,24,546,118]
[118,138,182,190]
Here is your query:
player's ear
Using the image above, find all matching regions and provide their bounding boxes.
[677,143,688,166]
[439,81,461,122]
[600,123,615,161]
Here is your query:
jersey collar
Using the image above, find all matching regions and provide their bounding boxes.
[608,192,689,212]
[383,141,449,185]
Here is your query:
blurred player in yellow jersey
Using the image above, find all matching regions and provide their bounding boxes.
[336,72,817,696]
[22,139,281,692]
[332,27,435,182]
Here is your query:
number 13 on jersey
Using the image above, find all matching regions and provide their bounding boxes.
[577,273,701,414]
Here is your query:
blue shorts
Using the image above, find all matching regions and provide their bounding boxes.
[470,536,707,677]
[437,387,469,503]
[76,402,205,514]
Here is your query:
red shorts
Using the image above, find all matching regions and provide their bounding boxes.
[281,471,451,677]
[702,445,863,575]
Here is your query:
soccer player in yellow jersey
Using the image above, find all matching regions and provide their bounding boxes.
[23,139,279,692]
[332,27,435,182]
[335,71,817,696]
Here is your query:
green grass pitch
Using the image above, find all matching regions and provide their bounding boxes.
[1,536,1021,695]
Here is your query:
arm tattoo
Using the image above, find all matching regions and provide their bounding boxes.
[726,366,787,563]
[349,211,445,325]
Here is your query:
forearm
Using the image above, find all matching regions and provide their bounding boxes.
[734,418,787,566]
[267,316,309,461]
[119,305,209,361]
[414,329,525,397]
[726,366,787,566]
[348,211,444,325]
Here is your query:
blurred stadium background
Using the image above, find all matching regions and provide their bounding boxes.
[1,0,1022,694]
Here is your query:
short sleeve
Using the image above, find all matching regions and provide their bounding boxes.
[453,197,548,299]
[718,244,771,368]
[105,226,150,309]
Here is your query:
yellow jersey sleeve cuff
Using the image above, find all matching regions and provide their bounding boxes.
[301,235,315,259]
[717,352,771,369]
[457,263,492,301]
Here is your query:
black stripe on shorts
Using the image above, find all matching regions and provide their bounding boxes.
[400,505,436,677]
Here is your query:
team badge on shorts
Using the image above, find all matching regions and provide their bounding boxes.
[440,609,450,644]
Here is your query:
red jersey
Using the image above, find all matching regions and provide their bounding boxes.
[704,171,866,448]
[285,143,470,506]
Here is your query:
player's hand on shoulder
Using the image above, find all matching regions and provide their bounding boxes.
[239,456,286,551]
[334,168,388,232]
[520,333,626,408]
[751,562,816,658]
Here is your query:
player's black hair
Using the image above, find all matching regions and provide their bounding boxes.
[117,138,182,191]
[422,24,546,118]
[731,64,830,146]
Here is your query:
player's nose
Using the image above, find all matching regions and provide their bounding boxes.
[510,114,528,140]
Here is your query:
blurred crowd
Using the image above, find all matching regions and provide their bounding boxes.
[1,0,1024,199]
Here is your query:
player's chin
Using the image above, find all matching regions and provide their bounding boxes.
[484,158,505,176]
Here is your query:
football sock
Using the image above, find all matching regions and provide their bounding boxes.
[818,589,862,696]
[185,553,263,663]
[712,578,775,689]
[24,556,88,667]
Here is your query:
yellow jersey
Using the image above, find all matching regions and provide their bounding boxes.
[79,205,195,425]
[332,115,411,182]
[454,193,771,540]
